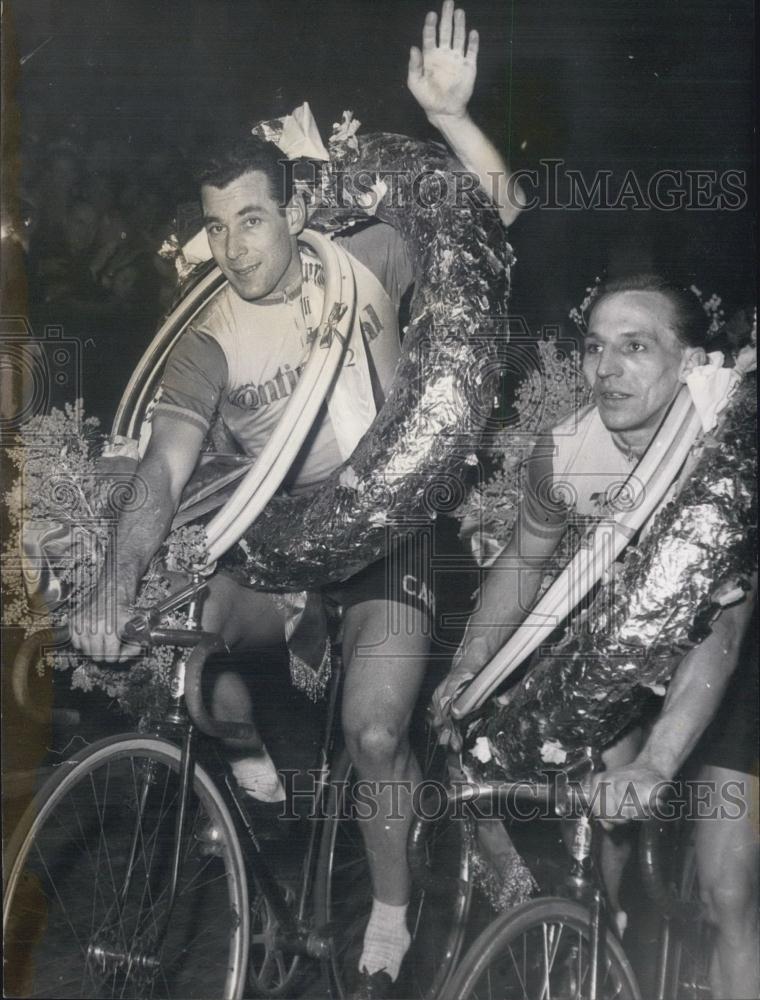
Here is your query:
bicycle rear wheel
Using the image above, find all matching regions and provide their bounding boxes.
[314,732,472,999]
[3,734,249,999]
[443,897,641,1000]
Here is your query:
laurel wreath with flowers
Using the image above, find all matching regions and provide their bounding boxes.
[456,289,756,569]
[2,406,207,725]
[5,284,752,723]
[568,275,732,342]
[4,344,586,723]
[454,338,593,568]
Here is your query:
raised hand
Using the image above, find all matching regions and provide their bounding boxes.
[407,1,478,121]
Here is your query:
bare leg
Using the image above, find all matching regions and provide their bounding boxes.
[696,765,759,1000]
[167,570,286,726]
[598,727,641,922]
[340,599,430,906]
[180,573,288,797]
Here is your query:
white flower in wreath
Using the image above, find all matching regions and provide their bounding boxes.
[330,110,362,151]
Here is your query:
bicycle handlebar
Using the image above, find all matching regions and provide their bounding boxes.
[182,633,263,749]
[12,620,262,748]
[408,747,601,892]
[11,626,76,726]
[408,777,570,893]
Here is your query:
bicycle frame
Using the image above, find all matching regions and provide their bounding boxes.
[411,758,708,1000]
[639,816,705,1000]
[9,573,342,983]
[123,573,340,964]
[409,752,617,1000]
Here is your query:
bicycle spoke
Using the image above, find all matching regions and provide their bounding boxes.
[449,898,638,1000]
[506,942,529,998]
[6,741,248,999]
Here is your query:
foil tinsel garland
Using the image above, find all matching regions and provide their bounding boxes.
[220,132,513,591]
[465,378,757,781]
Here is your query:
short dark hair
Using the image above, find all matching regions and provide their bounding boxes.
[589,273,709,349]
[193,134,293,209]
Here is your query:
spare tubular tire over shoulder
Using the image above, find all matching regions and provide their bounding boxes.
[116,133,514,591]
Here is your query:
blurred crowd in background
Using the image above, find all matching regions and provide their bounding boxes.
[2,0,754,430]
[6,130,201,424]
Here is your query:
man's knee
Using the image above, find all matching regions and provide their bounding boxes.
[210,669,252,722]
[699,850,759,927]
[201,574,240,632]
[201,574,285,648]
[345,720,407,768]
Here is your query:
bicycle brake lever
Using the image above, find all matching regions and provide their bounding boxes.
[122,579,211,644]
[122,614,152,645]
[152,578,210,618]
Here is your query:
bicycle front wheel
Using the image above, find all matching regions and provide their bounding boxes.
[3,734,249,999]
[443,897,641,1000]
[668,840,713,999]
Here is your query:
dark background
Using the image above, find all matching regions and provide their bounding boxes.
[0,7,755,977]
[6,0,755,325]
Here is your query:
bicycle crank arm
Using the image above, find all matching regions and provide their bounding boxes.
[279,927,331,960]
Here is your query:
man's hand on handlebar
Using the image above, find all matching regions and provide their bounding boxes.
[590,763,671,831]
[431,632,497,748]
[430,667,473,751]
[70,585,142,663]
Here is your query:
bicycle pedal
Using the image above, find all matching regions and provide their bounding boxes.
[234,796,300,842]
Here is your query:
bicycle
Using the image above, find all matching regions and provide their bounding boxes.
[3,575,473,1000]
[407,750,713,1000]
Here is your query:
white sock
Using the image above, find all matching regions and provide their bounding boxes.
[359,898,411,982]
[231,745,286,803]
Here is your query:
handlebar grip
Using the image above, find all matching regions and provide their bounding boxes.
[183,635,263,749]
[408,809,444,894]
[122,617,213,648]
[122,615,151,645]
[11,626,72,724]
[638,817,679,911]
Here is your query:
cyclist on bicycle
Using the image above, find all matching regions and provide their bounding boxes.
[433,275,758,1000]
[72,4,522,996]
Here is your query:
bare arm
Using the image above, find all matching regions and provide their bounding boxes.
[640,596,755,777]
[407,2,524,227]
[593,577,757,822]
[71,415,205,661]
[432,444,565,746]
[455,513,565,675]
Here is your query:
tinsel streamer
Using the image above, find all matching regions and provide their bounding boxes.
[470,841,537,913]
[287,639,332,702]
[465,378,756,781]
[220,132,513,590]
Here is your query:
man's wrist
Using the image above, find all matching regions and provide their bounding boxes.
[427,109,471,132]
[115,590,135,612]
[631,752,676,784]
[456,631,493,675]
[114,572,138,609]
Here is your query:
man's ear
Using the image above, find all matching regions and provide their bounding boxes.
[285,192,307,236]
[678,346,707,382]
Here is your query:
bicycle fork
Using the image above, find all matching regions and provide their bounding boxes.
[85,721,199,983]
[566,812,606,1000]
[88,588,208,982]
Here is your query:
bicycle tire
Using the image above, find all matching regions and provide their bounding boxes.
[667,839,713,999]
[443,897,641,1000]
[3,733,249,999]
[314,736,472,999]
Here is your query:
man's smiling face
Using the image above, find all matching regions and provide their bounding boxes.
[582,290,703,446]
[202,169,302,301]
